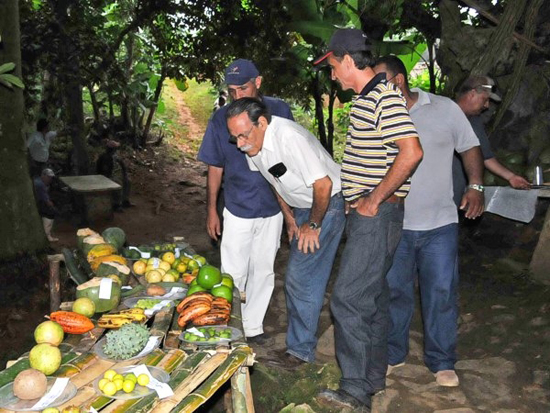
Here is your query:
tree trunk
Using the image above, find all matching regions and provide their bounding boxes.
[88,84,101,122]
[313,72,327,150]
[142,71,167,147]
[326,84,337,156]
[0,0,48,259]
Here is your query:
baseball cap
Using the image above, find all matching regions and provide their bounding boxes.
[314,28,372,65]
[461,75,502,102]
[42,168,55,177]
[224,59,260,85]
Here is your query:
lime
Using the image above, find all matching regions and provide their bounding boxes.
[98,378,110,391]
[171,258,181,269]
[103,381,117,396]
[113,374,124,382]
[211,285,233,303]
[113,378,124,391]
[186,285,208,296]
[124,373,137,383]
[193,254,207,265]
[137,374,150,386]
[122,379,136,393]
[197,265,222,289]
[187,259,200,271]
[104,369,117,381]
[220,274,234,290]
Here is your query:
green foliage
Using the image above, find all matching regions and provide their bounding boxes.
[0,63,24,90]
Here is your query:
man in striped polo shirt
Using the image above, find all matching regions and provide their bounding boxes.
[315,29,423,412]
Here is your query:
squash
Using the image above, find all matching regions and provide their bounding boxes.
[101,227,126,250]
[77,228,99,251]
[90,254,127,272]
[75,277,121,313]
[62,248,88,285]
[50,311,94,334]
[95,261,131,285]
[86,243,117,263]
[81,235,106,255]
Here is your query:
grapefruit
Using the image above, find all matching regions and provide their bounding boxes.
[133,261,146,275]
[197,265,222,289]
[72,297,96,318]
[29,343,62,375]
[161,252,176,264]
[186,285,207,296]
[211,285,233,303]
[34,321,64,346]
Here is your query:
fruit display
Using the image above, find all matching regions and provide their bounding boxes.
[49,311,95,334]
[81,234,107,255]
[86,243,118,263]
[101,227,126,250]
[72,297,96,317]
[76,228,100,250]
[29,343,62,375]
[97,308,147,329]
[97,369,148,396]
[90,254,128,272]
[182,327,234,343]
[13,369,47,400]
[102,323,151,360]
[76,277,121,313]
[34,320,64,346]
[134,299,163,309]
[176,292,231,328]
[95,261,131,285]
[146,284,166,296]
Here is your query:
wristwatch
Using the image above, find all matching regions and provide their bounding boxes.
[467,184,485,193]
[309,221,320,230]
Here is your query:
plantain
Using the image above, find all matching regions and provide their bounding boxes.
[119,308,146,315]
[97,318,134,328]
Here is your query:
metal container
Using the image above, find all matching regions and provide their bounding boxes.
[534,165,544,186]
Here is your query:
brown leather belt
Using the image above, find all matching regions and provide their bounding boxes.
[385,194,405,204]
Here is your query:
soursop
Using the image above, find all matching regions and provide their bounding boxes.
[102,323,150,360]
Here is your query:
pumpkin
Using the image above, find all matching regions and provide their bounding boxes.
[101,227,126,250]
[90,254,128,272]
[95,261,131,285]
[81,235,106,255]
[86,243,118,263]
[77,228,99,251]
[75,277,121,313]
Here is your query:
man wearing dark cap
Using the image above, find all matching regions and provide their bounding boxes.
[314,29,423,411]
[453,75,530,204]
[197,59,293,343]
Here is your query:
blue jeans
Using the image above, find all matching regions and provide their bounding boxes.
[285,193,345,362]
[386,223,459,373]
[331,203,404,405]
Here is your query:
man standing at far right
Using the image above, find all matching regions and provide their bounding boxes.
[314,30,423,412]
[373,56,485,388]
[453,75,530,205]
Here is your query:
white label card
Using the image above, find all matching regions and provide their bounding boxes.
[98,278,113,299]
[163,287,185,299]
[31,377,70,410]
[130,365,174,399]
[144,300,173,317]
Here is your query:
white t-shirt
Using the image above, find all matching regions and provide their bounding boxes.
[404,89,480,230]
[27,130,57,162]
[247,116,341,208]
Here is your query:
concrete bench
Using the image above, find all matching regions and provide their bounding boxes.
[60,174,121,223]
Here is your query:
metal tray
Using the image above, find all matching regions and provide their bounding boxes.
[178,326,242,346]
[92,365,169,400]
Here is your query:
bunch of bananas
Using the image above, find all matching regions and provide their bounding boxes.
[98,308,147,329]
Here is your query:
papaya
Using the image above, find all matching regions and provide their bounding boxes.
[75,277,121,313]
[90,254,128,272]
[101,227,126,250]
[86,243,118,263]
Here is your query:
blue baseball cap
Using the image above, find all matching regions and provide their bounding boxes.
[224,59,260,85]
[314,29,371,65]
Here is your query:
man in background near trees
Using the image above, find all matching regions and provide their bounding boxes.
[225,97,345,369]
[197,59,293,344]
[373,55,485,388]
[314,30,423,412]
[453,75,530,205]
[27,119,59,177]
[33,168,59,242]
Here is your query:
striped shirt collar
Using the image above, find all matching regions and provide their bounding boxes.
[358,72,386,96]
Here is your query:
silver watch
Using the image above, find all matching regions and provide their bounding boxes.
[309,221,320,230]
[467,184,485,193]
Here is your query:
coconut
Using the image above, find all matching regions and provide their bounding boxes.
[13,369,47,400]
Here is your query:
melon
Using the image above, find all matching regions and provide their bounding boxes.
[77,228,99,251]
[81,235,106,255]
[95,261,130,285]
[101,227,126,250]
[75,277,121,313]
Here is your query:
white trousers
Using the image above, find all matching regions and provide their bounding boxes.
[221,208,283,337]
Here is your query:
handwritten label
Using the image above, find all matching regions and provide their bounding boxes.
[135,336,161,357]
[150,258,160,269]
[31,378,70,410]
[98,278,113,299]
[130,365,173,399]
[186,327,205,337]
[144,300,173,317]
[162,287,185,299]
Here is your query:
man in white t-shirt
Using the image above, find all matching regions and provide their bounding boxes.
[27,119,58,176]
[225,97,346,370]
[374,56,485,388]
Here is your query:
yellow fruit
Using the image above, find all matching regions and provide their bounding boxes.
[124,373,137,383]
[180,257,191,265]
[147,257,161,266]
[162,273,177,282]
[187,260,200,271]
[103,381,117,396]
[133,261,147,275]
[159,261,171,272]
[104,369,117,381]
[193,254,207,265]
[137,374,150,386]
[176,262,188,273]
[98,378,110,391]
[113,374,124,382]
[161,252,176,264]
[122,379,136,393]
[146,270,162,283]
[113,378,123,391]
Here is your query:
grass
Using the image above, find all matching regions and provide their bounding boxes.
[181,79,216,129]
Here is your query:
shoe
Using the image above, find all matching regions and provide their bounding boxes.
[317,388,371,412]
[246,333,274,346]
[434,370,459,387]
[386,362,405,376]
[262,349,308,370]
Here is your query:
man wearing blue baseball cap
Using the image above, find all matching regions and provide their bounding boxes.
[198,59,293,344]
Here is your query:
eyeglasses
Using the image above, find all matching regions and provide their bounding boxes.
[228,125,254,144]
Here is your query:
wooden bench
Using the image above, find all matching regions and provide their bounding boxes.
[60,175,121,224]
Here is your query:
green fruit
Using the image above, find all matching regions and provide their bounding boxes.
[101,227,126,250]
[220,274,234,290]
[34,321,64,346]
[76,277,121,313]
[197,265,222,289]
[72,297,96,317]
[210,285,233,303]
[186,285,207,296]
[29,344,62,375]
